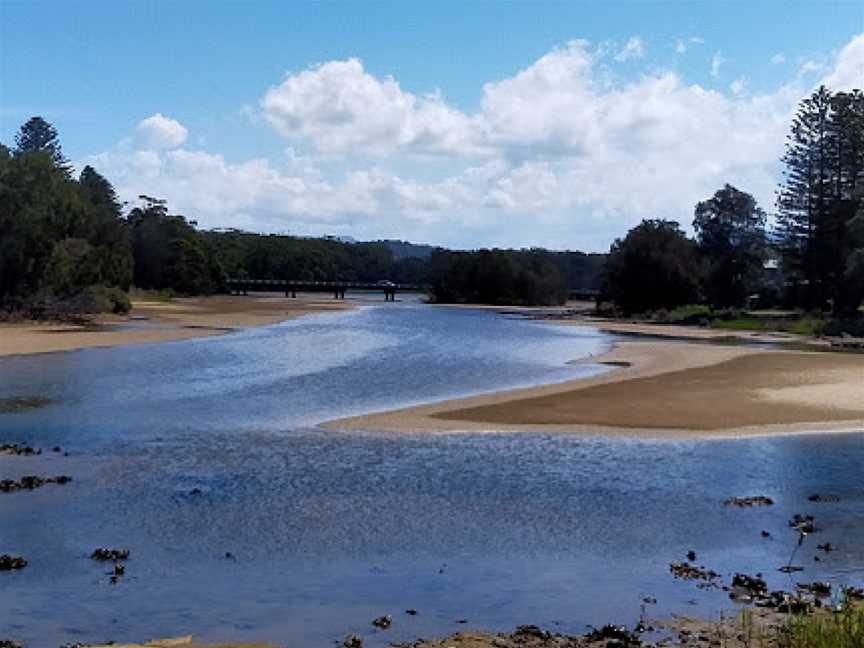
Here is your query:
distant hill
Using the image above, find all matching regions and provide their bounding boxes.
[377,239,438,260]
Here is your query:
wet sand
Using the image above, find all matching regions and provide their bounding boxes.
[326,339,864,438]
[0,295,353,357]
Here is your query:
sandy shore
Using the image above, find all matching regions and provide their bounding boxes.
[0,295,352,357]
[326,337,864,439]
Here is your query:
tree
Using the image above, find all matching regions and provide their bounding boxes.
[776,87,864,311]
[601,219,701,314]
[14,116,68,170]
[693,184,767,307]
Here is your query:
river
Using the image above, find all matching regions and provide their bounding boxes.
[2,302,864,646]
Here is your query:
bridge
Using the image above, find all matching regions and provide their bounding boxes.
[226,278,421,301]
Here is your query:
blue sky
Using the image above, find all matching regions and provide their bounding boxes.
[1,1,863,249]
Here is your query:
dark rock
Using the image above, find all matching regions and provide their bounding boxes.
[0,641,23,648]
[723,496,774,507]
[0,442,39,456]
[817,542,835,552]
[225,552,233,559]
[761,530,771,538]
[189,488,202,496]
[91,548,129,561]
[789,514,817,534]
[732,573,767,596]
[405,609,417,615]
[514,625,549,640]
[0,555,27,571]
[778,565,804,573]
[0,475,72,493]
[669,561,720,586]
[343,635,363,648]
[797,581,832,597]
[113,564,125,577]
[585,624,641,646]
[808,494,840,503]
[371,615,392,629]
[686,550,697,561]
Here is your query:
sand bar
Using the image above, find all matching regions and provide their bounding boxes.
[326,337,864,439]
[0,294,353,357]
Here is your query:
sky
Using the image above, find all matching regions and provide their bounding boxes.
[1,1,863,251]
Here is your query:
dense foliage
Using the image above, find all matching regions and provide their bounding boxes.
[2,85,861,318]
[601,220,701,314]
[0,126,132,316]
[777,87,864,314]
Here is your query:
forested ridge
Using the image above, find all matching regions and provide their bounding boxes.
[1,85,862,317]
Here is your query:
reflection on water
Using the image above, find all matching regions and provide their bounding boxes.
[1,303,863,646]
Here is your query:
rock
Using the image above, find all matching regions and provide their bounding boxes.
[189,488,202,496]
[817,542,835,552]
[723,496,774,507]
[845,586,864,600]
[686,550,697,561]
[732,573,768,596]
[371,615,392,629]
[0,641,23,648]
[797,581,832,597]
[224,552,234,559]
[0,442,40,456]
[585,624,642,646]
[669,561,721,586]
[789,514,817,534]
[778,565,804,573]
[0,475,72,493]
[761,530,771,538]
[405,609,418,615]
[91,548,129,561]
[343,635,363,648]
[0,555,27,571]
[52,446,62,453]
[113,564,125,576]
[808,494,840,503]
[514,626,549,639]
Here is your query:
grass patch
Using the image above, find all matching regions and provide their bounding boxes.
[711,316,825,336]
[0,397,51,414]
[128,287,174,303]
[781,601,864,648]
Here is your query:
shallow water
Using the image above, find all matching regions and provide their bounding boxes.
[1,303,864,646]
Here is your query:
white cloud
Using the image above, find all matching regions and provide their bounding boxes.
[133,113,188,150]
[675,36,703,55]
[729,77,748,96]
[78,34,863,250]
[818,33,864,91]
[711,51,725,77]
[799,60,823,75]
[261,58,482,155]
[770,53,786,65]
[615,36,645,62]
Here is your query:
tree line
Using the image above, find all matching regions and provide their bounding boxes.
[0,117,606,316]
[602,86,863,319]
[1,86,860,318]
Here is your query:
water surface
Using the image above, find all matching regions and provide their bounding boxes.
[2,303,864,646]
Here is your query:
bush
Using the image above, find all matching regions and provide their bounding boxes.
[821,317,864,337]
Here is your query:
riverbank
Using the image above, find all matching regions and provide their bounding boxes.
[326,335,864,438]
[0,295,353,357]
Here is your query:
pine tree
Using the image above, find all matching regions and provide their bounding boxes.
[14,116,69,170]
[777,86,836,308]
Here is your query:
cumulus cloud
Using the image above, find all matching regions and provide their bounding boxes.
[770,53,786,65]
[79,34,863,250]
[133,113,188,150]
[818,33,864,91]
[615,37,645,62]
[261,59,482,155]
